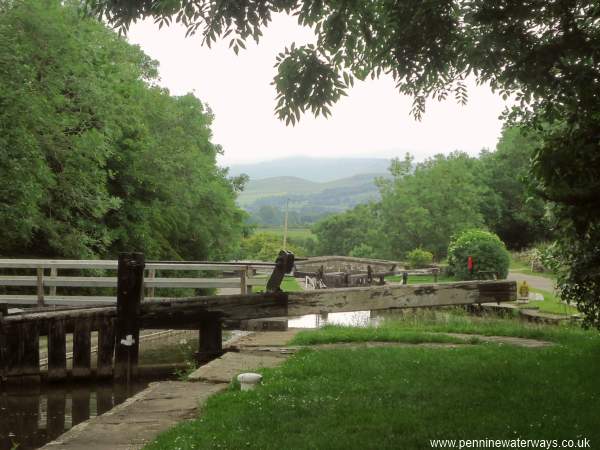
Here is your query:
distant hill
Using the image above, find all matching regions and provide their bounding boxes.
[228,156,391,182]
[238,172,390,225]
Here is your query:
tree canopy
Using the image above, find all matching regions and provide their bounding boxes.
[0,0,246,260]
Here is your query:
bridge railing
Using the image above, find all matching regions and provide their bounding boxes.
[0,259,275,306]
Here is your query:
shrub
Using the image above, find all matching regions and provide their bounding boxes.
[447,229,510,280]
[407,248,433,268]
[349,243,378,259]
[238,233,303,261]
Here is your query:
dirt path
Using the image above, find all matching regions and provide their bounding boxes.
[507,270,556,292]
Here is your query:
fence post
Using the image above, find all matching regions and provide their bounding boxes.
[147,268,156,298]
[114,252,144,381]
[49,267,57,297]
[196,313,223,365]
[0,304,6,380]
[240,267,248,295]
[36,267,44,307]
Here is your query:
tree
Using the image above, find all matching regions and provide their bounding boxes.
[311,203,383,257]
[89,0,600,328]
[478,127,551,249]
[0,0,245,261]
[379,152,485,259]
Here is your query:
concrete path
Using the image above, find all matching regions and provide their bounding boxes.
[41,329,301,450]
[508,270,556,292]
[41,381,227,450]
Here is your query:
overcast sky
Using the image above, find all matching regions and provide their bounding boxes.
[127,14,508,166]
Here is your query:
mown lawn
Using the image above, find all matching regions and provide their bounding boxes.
[517,288,579,316]
[144,313,600,450]
[509,258,557,281]
[385,274,455,284]
[256,227,314,240]
[252,275,303,293]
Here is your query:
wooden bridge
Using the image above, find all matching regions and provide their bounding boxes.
[0,252,516,383]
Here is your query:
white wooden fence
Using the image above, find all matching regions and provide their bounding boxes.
[0,259,274,306]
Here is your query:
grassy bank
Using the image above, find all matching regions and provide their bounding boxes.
[385,273,455,284]
[509,257,557,281]
[257,227,314,240]
[517,288,578,316]
[253,275,303,293]
[144,313,600,450]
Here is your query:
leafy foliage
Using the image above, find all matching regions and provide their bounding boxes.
[0,0,245,260]
[311,203,384,257]
[237,233,303,261]
[406,249,433,269]
[379,152,484,259]
[447,229,510,281]
[478,127,551,249]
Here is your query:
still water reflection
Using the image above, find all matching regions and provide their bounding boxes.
[0,381,148,450]
[288,310,380,328]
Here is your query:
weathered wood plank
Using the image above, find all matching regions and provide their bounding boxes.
[286,281,516,316]
[72,320,92,378]
[36,268,44,306]
[114,252,144,380]
[1,280,516,332]
[138,292,288,328]
[97,317,116,378]
[0,259,275,271]
[4,323,24,376]
[139,280,514,327]
[47,319,67,381]
[240,268,248,295]
[197,313,223,364]
[21,321,40,377]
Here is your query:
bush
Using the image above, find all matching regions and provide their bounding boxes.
[407,248,433,268]
[238,233,303,261]
[349,243,379,259]
[447,229,510,280]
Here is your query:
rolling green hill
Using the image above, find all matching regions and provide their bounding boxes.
[238,173,389,225]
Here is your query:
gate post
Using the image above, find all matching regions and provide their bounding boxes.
[196,313,223,365]
[114,252,144,380]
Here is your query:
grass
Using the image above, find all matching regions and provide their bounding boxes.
[289,321,473,346]
[516,287,578,316]
[510,258,557,280]
[292,309,589,344]
[144,313,600,450]
[385,274,455,284]
[256,227,314,240]
[253,275,303,293]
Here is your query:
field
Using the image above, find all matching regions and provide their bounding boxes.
[256,227,314,240]
[144,311,600,450]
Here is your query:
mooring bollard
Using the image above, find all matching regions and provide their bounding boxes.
[237,373,262,391]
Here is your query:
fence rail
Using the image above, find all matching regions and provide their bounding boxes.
[0,259,274,306]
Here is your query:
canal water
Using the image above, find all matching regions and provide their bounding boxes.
[289,310,379,328]
[0,381,148,450]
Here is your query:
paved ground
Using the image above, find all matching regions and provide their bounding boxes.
[41,329,301,450]
[41,381,228,450]
[507,270,556,292]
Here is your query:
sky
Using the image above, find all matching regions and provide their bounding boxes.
[127,14,508,166]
